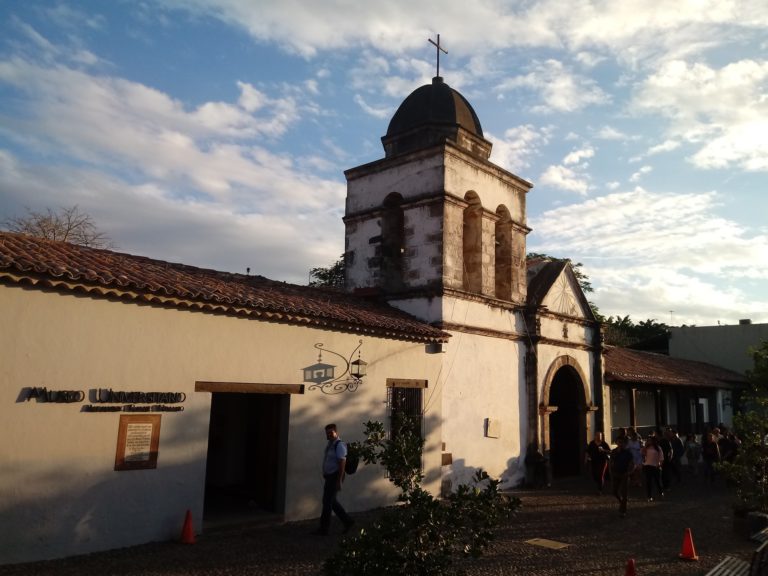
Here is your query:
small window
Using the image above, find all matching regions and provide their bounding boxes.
[386,379,426,455]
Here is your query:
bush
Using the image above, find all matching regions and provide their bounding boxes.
[720,340,768,513]
[324,419,520,576]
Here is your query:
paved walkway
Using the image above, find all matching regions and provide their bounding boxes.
[0,473,757,575]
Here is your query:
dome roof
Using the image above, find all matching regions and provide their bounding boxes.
[382,77,491,159]
[386,76,483,139]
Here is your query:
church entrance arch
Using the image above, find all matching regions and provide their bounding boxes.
[541,357,591,478]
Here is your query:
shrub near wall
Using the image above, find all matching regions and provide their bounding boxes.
[720,341,768,515]
[325,420,520,576]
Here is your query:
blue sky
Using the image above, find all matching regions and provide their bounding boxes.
[1,0,766,326]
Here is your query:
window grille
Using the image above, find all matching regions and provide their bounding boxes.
[386,386,423,440]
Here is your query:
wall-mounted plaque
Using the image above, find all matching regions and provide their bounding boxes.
[114,414,161,471]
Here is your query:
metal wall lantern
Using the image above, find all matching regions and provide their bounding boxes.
[302,340,366,394]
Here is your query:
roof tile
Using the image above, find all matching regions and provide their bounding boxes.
[604,346,745,389]
[0,232,448,343]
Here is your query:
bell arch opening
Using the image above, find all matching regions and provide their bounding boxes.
[381,192,405,291]
[462,191,483,293]
[494,205,512,300]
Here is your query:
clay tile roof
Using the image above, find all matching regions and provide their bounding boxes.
[0,232,449,343]
[604,346,745,389]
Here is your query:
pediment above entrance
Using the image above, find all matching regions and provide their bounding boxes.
[528,260,594,321]
[543,272,587,318]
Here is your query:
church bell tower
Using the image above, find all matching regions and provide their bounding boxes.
[343,74,532,324]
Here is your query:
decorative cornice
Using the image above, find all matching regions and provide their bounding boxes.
[440,321,525,341]
[536,336,596,352]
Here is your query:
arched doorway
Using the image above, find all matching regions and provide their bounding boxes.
[548,365,586,477]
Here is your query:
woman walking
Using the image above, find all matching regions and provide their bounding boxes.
[702,432,721,484]
[642,436,664,501]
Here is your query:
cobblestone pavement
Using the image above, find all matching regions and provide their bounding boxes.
[0,473,757,576]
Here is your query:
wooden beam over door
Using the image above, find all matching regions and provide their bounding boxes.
[386,378,428,388]
[195,381,305,394]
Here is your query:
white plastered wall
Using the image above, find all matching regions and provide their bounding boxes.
[0,284,443,564]
[438,328,526,490]
[393,295,527,490]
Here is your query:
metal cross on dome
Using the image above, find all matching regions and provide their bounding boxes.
[428,34,447,77]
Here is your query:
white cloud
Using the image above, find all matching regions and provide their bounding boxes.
[487,124,552,174]
[647,139,681,155]
[0,145,344,281]
[353,94,391,119]
[529,188,768,324]
[237,82,268,112]
[595,126,631,141]
[0,47,346,279]
[587,266,766,326]
[153,0,768,65]
[539,164,590,195]
[497,59,610,113]
[564,146,595,165]
[633,59,768,171]
[574,51,606,68]
[0,59,316,201]
[537,144,595,195]
[531,188,768,277]
[629,165,653,182]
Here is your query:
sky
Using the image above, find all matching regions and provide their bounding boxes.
[0,0,766,327]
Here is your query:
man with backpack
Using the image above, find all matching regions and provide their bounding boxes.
[313,423,355,536]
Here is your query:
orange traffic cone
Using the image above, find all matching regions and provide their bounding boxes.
[180,509,195,544]
[625,557,637,576]
[679,528,699,561]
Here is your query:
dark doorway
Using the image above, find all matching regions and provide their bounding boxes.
[204,393,288,522]
[549,367,584,477]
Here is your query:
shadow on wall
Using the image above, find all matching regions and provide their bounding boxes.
[0,402,213,565]
[305,403,444,515]
[0,393,434,565]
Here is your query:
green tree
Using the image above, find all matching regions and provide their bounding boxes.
[3,205,113,249]
[325,417,519,576]
[308,255,345,289]
[601,315,670,347]
[720,340,768,512]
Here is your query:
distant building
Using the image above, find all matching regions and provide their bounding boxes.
[603,346,745,440]
[670,321,768,375]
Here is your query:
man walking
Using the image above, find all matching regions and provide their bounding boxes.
[611,436,634,517]
[585,431,611,494]
[314,423,354,535]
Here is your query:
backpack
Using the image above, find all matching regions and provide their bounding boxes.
[343,441,360,475]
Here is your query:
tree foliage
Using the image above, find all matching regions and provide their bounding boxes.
[526,252,593,293]
[719,340,768,513]
[308,255,345,289]
[325,417,519,576]
[3,205,113,249]
[601,315,670,347]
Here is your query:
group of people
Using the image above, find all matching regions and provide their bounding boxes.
[317,421,742,533]
[585,425,741,517]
